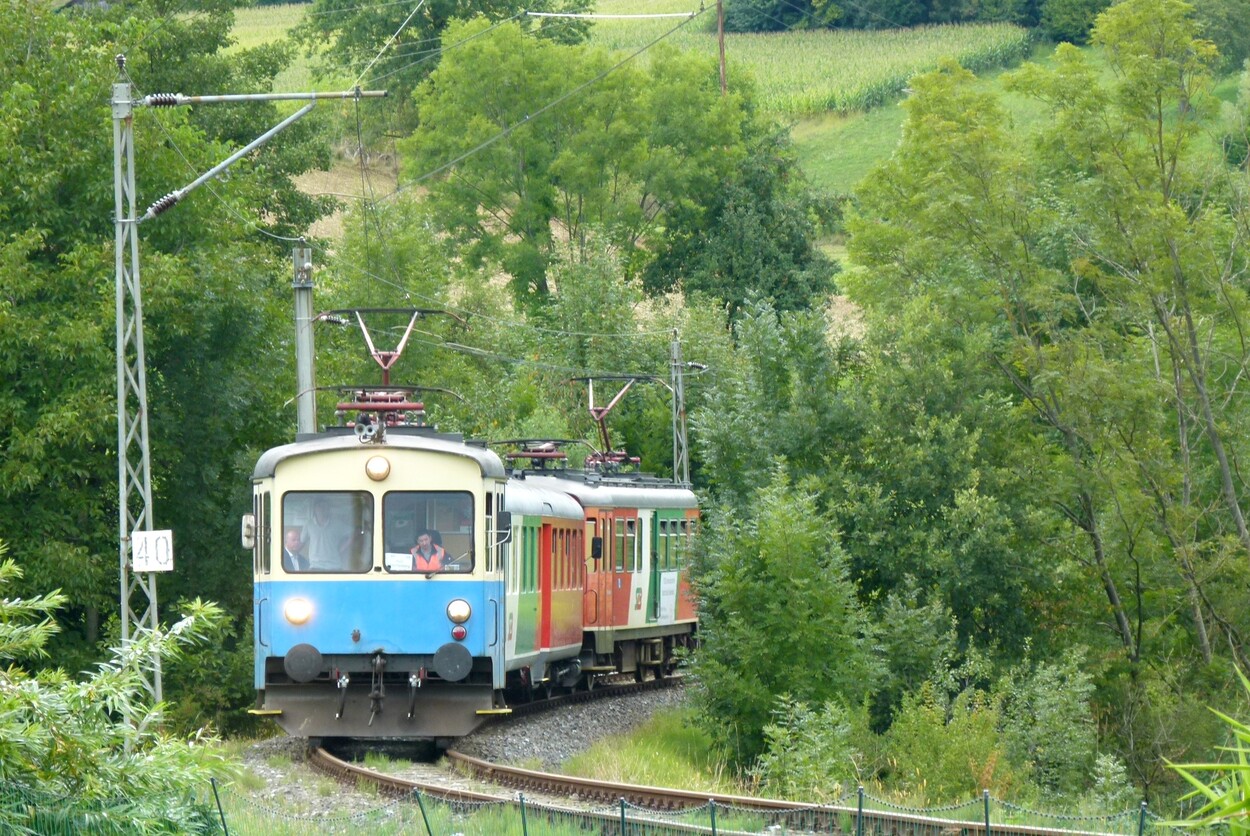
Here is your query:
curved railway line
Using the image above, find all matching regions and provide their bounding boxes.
[305,678,1141,836]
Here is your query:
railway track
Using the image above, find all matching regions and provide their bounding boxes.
[307,679,1141,836]
[311,745,1136,836]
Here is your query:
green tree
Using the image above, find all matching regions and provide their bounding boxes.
[844,0,1250,796]
[0,0,319,683]
[999,654,1097,796]
[400,19,745,303]
[644,127,838,314]
[690,469,882,766]
[295,0,592,139]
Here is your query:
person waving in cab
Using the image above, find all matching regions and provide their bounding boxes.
[410,530,445,572]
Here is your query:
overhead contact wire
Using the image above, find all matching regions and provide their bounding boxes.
[353,0,428,87]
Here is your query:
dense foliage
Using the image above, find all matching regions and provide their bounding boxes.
[1,0,325,724]
[399,18,837,308]
[681,0,1250,808]
[0,548,232,831]
[294,0,593,136]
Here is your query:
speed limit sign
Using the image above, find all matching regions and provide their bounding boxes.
[132,530,174,573]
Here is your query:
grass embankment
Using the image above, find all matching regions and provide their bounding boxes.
[559,708,743,793]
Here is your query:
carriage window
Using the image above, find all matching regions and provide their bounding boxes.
[557,530,567,590]
[658,519,671,570]
[574,529,584,584]
[676,518,692,567]
[614,519,626,572]
[382,491,473,574]
[526,526,538,592]
[258,491,272,575]
[282,492,373,574]
[626,518,639,572]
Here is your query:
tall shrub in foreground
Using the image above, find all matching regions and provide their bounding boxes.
[0,548,232,832]
[689,469,881,767]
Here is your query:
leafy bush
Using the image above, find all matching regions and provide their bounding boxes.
[689,468,882,767]
[751,696,866,801]
[0,549,233,832]
[999,653,1096,797]
[1039,0,1110,43]
[1083,754,1139,814]
[883,683,1025,803]
[1167,668,1250,833]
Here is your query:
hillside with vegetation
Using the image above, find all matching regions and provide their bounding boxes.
[4,0,1250,825]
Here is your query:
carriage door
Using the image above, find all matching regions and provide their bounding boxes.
[647,512,663,623]
[650,512,680,625]
[611,512,638,626]
[596,511,615,626]
[583,516,599,625]
[539,523,554,651]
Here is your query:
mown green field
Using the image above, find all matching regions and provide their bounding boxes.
[793,40,1060,194]
[229,3,333,92]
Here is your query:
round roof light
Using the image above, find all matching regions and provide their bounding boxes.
[365,456,391,481]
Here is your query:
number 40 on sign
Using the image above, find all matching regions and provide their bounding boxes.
[132,530,174,573]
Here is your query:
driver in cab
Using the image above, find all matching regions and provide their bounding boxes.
[410,530,445,572]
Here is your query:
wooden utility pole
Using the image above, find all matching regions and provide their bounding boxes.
[717,0,727,95]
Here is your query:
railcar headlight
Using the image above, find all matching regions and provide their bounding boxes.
[365,455,391,481]
[284,597,314,625]
[446,599,471,624]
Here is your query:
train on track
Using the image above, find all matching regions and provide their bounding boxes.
[244,310,699,743]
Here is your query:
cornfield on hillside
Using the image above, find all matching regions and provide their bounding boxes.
[589,16,1033,116]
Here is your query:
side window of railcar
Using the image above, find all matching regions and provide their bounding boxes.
[555,530,564,590]
[381,491,473,574]
[256,491,272,575]
[282,492,373,574]
[614,519,625,572]
[525,525,538,592]
[676,518,695,567]
[574,529,584,585]
[657,519,669,571]
[626,518,639,572]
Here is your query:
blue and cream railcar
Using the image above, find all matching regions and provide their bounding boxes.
[248,431,513,740]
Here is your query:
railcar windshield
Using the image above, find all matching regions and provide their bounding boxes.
[383,491,474,574]
[282,491,373,573]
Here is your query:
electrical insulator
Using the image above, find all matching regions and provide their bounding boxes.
[148,192,180,216]
[145,94,181,108]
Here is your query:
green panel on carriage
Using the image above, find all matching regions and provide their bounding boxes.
[513,520,540,651]
[648,509,687,623]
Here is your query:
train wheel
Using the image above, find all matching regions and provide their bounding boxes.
[655,638,671,681]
